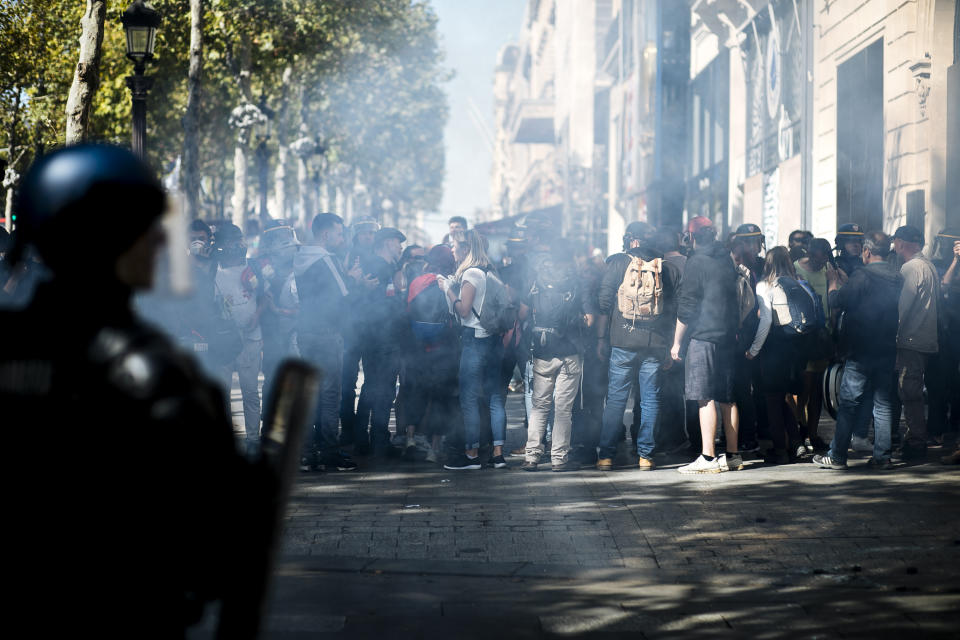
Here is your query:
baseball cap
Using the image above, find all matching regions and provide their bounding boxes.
[624,221,655,241]
[686,216,714,233]
[374,227,406,245]
[425,244,455,273]
[893,225,924,245]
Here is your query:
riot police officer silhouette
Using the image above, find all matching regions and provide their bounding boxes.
[1,145,269,636]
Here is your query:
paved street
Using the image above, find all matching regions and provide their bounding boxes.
[226,386,960,639]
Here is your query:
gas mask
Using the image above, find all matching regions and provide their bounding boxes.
[189,239,210,257]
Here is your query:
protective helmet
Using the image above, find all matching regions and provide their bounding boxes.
[351,216,379,232]
[259,225,299,254]
[733,223,765,251]
[934,227,960,260]
[733,223,763,239]
[14,144,164,273]
[936,228,960,243]
[834,223,864,250]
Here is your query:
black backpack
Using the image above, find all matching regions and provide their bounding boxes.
[408,274,451,344]
[773,276,825,336]
[528,257,580,349]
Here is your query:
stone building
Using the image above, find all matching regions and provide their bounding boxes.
[491,0,615,250]
[689,0,959,246]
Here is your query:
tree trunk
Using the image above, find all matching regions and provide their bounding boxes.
[297,155,312,231]
[181,0,204,219]
[232,144,249,229]
[274,66,293,221]
[230,32,253,229]
[64,1,106,145]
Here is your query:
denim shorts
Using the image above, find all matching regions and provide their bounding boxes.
[685,338,736,403]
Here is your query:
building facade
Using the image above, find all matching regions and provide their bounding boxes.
[690,0,959,246]
[493,0,959,254]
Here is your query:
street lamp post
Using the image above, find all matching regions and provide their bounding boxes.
[121,1,161,160]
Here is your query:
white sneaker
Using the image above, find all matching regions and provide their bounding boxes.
[850,435,872,453]
[718,452,743,471]
[678,455,722,474]
[425,448,438,463]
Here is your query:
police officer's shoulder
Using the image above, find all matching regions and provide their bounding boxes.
[89,324,203,400]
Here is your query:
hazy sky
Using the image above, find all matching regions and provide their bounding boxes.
[425,0,526,241]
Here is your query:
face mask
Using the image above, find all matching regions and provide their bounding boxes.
[189,240,208,256]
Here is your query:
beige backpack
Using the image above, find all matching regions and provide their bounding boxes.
[617,256,663,320]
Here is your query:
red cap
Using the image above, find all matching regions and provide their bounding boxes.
[686,216,714,233]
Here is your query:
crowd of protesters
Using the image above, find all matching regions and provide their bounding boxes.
[4,207,958,473]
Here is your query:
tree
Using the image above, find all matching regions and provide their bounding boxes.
[65,1,107,144]
[2,0,451,231]
[181,0,203,219]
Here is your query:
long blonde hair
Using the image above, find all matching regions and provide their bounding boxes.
[453,229,492,279]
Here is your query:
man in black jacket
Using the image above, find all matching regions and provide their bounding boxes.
[814,231,902,469]
[596,222,681,470]
[294,213,362,471]
[671,216,742,473]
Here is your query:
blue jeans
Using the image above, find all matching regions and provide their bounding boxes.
[299,333,343,457]
[828,358,895,463]
[598,347,663,460]
[459,329,507,450]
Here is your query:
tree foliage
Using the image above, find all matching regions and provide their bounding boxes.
[0,0,449,222]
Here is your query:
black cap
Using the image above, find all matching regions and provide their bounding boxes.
[215,222,244,244]
[624,221,655,240]
[893,225,924,245]
[374,227,406,245]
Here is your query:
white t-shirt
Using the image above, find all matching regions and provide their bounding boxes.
[459,266,488,338]
[216,265,262,342]
[748,280,775,357]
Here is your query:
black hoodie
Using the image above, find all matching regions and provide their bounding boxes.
[676,241,739,345]
[598,245,681,351]
[829,261,902,363]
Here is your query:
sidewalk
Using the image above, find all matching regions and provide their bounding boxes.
[255,393,960,638]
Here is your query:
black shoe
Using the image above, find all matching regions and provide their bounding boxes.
[444,454,482,470]
[898,443,928,461]
[353,443,371,456]
[521,460,538,471]
[322,452,358,471]
[299,455,314,472]
[809,436,830,453]
[488,454,508,469]
[551,460,579,472]
[865,457,894,470]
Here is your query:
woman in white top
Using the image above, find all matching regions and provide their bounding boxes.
[441,229,508,470]
[746,246,806,464]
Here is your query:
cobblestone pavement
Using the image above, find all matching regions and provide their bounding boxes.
[225,389,960,638]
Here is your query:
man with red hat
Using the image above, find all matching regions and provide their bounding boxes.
[671,216,743,473]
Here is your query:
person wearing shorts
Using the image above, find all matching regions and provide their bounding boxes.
[671,217,742,474]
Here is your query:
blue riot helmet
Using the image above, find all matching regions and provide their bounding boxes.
[14,144,165,275]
